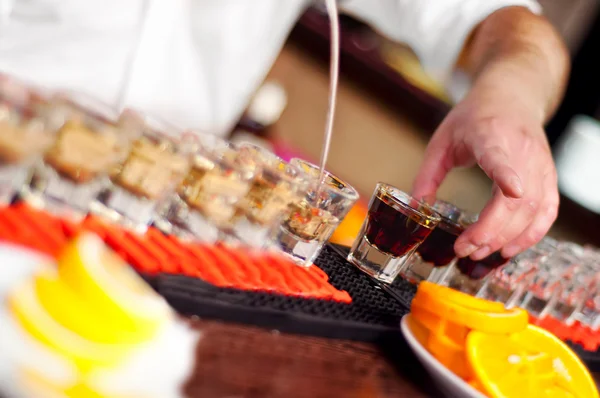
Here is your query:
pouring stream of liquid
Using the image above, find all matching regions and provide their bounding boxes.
[316,0,340,194]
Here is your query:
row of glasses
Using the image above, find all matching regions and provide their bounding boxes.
[0,79,361,267]
[0,78,365,268]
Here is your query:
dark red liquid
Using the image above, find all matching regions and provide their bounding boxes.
[456,251,509,280]
[416,221,464,267]
[366,195,434,257]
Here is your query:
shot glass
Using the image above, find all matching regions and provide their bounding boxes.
[0,92,55,204]
[574,279,600,331]
[271,158,359,267]
[399,200,469,284]
[230,144,308,248]
[348,183,440,284]
[440,251,511,295]
[475,247,549,307]
[91,115,190,234]
[544,262,595,326]
[155,145,255,243]
[518,251,577,318]
[25,94,130,220]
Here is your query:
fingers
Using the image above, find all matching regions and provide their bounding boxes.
[470,166,539,260]
[500,169,559,258]
[455,165,558,260]
[454,185,517,258]
[412,136,453,201]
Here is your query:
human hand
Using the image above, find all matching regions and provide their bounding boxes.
[412,85,559,260]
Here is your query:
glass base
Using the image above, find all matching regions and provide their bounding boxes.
[427,263,455,284]
[155,199,219,243]
[348,233,413,284]
[0,163,31,205]
[232,217,272,249]
[400,253,434,284]
[441,267,486,296]
[272,225,325,268]
[90,186,157,235]
[476,280,513,303]
[27,166,105,220]
[520,292,551,318]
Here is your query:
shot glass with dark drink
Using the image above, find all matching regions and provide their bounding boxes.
[399,200,470,284]
[441,251,511,295]
[348,183,440,284]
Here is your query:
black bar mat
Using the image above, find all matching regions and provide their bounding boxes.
[154,244,417,342]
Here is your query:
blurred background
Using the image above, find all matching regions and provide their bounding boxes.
[231,1,600,247]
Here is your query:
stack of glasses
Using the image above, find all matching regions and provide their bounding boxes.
[348,183,600,335]
[0,77,359,268]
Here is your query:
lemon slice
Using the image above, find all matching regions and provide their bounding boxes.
[467,325,599,398]
[0,307,78,391]
[57,233,171,338]
[34,269,143,344]
[8,278,130,368]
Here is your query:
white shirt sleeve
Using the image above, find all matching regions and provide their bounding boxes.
[340,0,542,84]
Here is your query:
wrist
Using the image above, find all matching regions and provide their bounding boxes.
[470,60,552,124]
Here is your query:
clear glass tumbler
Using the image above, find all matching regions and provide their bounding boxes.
[0,88,55,204]
[155,145,255,243]
[271,158,359,267]
[25,93,131,220]
[91,115,190,234]
[230,144,308,248]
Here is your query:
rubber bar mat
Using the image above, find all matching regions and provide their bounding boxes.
[154,245,418,342]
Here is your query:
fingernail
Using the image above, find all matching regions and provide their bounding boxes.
[502,244,521,259]
[470,246,491,260]
[511,176,524,197]
[455,243,478,258]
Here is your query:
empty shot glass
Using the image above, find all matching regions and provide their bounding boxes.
[475,247,548,306]
[399,200,469,284]
[91,117,190,234]
[272,158,359,267]
[348,183,440,284]
[542,258,598,325]
[155,145,255,243]
[518,251,577,318]
[574,279,600,331]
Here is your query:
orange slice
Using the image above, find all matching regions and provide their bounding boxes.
[411,282,527,335]
[467,325,599,398]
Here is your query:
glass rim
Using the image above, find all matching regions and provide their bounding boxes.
[374,182,441,224]
[52,90,120,124]
[228,143,306,185]
[197,144,258,180]
[290,158,359,201]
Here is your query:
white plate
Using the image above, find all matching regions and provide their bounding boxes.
[400,315,487,398]
[0,242,50,300]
